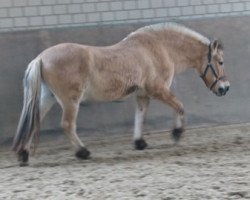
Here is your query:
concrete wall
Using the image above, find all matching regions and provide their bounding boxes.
[1,0,250,32]
[1,15,250,142]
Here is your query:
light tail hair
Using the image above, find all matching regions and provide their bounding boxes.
[12,58,42,152]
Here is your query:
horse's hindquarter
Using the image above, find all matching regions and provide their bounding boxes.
[40,43,90,103]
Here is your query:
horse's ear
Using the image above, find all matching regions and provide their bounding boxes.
[212,39,223,51]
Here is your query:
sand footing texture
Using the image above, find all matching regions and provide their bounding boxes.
[1,123,250,200]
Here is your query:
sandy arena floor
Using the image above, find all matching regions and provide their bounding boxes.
[0,123,250,200]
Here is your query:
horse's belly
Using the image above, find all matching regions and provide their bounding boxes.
[81,81,137,102]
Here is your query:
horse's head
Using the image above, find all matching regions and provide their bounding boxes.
[200,40,230,96]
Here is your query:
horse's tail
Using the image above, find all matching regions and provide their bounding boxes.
[12,58,42,153]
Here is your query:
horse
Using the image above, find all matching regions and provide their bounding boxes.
[12,22,230,166]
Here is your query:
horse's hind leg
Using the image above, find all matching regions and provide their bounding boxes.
[61,101,90,159]
[19,84,55,166]
[133,95,150,150]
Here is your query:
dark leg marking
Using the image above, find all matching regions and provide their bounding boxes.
[18,150,29,167]
[172,128,184,142]
[75,147,91,160]
[134,138,148,150]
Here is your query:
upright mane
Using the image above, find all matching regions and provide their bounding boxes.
[126,22,210,45]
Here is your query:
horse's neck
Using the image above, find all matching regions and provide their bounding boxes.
[168,39,208,74]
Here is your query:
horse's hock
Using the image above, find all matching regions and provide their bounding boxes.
[1,16,250,141]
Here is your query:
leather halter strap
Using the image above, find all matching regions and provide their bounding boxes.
[200,43,226,90]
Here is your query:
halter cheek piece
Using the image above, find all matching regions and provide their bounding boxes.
[200,43,226,90]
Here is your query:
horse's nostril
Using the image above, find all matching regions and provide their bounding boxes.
[218,87,225,95]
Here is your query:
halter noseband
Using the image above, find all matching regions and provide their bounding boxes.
[200,43,225,90]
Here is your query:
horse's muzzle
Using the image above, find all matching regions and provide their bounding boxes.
[216,81,230,96]
[218,85,229,96]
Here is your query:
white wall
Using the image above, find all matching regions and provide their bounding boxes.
[0,0,250,32]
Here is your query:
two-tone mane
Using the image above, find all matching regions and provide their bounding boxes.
[125,22,210,45]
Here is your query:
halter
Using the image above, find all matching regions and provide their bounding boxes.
[200,43,226,90]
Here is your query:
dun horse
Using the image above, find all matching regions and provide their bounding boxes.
[13,23,230,166]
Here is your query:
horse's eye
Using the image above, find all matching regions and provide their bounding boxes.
[219,61,223,65]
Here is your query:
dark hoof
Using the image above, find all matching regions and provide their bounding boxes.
[18,150,29,167]
[172,128,184,142]
[134,139,148,150]
[75,147,91,160]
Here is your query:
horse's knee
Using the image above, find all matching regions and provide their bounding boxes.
[18,149,29,167]
[177,107,184,115]
[62,119,69,130]
[134,138,148,150]
[174,100,184,115]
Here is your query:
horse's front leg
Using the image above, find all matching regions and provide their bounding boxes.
[172,109,185,141]
[133,95,150,150]
[151,88,185,142]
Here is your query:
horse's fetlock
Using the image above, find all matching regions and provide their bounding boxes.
[178,108,184,115]
[18,150,29,166]
[172,127,184,142]
[134,138,148,150]
[75,147,91,160]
